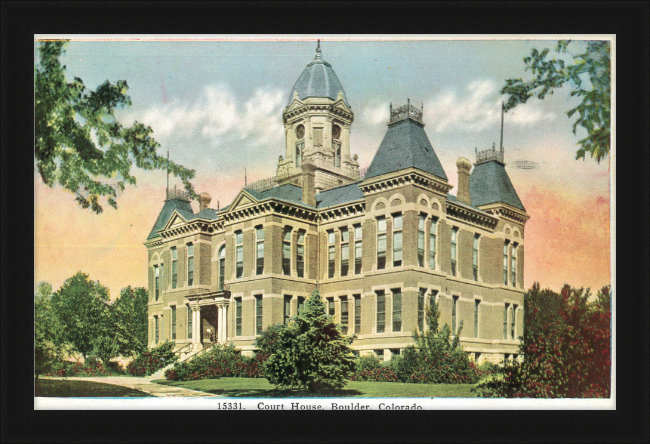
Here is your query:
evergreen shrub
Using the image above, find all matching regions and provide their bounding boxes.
[127,341,177,376]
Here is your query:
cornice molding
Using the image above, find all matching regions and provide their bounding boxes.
[359,169,453,196]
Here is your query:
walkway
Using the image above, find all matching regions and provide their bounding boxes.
[40,376,219,397]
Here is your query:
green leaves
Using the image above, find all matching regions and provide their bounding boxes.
[35,40,197,213]
[501,40,610,163]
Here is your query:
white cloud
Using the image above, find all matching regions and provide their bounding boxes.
[360,103,390,125]
[423,79,555,133]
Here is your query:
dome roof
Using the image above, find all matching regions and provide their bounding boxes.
[287,42,349,106]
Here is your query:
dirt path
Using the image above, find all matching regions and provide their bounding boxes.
[39,376,219,397]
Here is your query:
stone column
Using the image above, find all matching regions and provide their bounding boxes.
[191,305,201,350]
[217,305,224,344]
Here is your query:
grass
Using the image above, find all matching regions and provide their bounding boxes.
[35,379,151,398]
[155,377,477,398]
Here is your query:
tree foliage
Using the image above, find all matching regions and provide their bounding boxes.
[260,289,356,392]
[501,40,611,163]
[112,286,149,358]
[475,283,611,398]
[35,282,71,377]
[50,272,111,359]
[35,40,196,213]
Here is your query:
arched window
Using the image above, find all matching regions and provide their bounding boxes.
[218,246,226,290]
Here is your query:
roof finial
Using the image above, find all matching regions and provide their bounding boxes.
[315,39,322,60]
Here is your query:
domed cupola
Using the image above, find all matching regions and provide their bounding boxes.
[286,40,349,107]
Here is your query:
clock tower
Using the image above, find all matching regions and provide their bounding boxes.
[277,41,359,192]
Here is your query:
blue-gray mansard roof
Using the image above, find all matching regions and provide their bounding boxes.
[287,59,349,106]
[316,181,364,208]
[146,198,194,240]
[364,118,448,181]
[469,160,526,211]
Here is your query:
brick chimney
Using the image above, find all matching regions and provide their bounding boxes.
[456,157,472,205]
[199,192,212,212]
[301,161,317,207]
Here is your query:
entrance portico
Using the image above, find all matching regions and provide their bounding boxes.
[187,290,230,352]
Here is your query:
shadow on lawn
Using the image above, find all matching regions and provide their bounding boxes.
[202,387,364,398]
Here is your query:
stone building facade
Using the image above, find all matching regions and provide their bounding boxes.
[144,43,530,364]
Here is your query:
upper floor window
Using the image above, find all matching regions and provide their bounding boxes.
[377,216,387,270]
[472,234,480,281]
[376,290,386,333]
[218,246,226,290]
[297,230,305,278]
[430,217,438,269]
[450,227,458,277]
[417,214,426,267]
[171,305,177,340]
[283,226,292,276]
[187,243,194,287]
[392,289,402,332]
[354,224,362,274]
[154,316,159,344]
[392,213,403,267]
[171,247,178,289]
[328,230,336,278]
[256,226,264,275]
[503,303,510,340]
[503,241,510,285]
[340,296,349,335]
[340,228,349,277]
[511,243,518,287]
[154,265,160,301]
[418,288,426,332]
[186,304,192,339]
[235,230,244,279]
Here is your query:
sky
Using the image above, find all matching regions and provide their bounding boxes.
[34,36,613,299]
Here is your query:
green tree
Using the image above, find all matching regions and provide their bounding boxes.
[501,40,611,163]
[112,286,149,358]
[35,282,70,377]
[50,272,111,360]
[35,40,196,214]
[261,289,356,392]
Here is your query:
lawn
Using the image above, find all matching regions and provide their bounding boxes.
[35,379,151,397]
[155,377,476,398]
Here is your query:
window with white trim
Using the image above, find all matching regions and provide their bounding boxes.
[187,243,194,286]
[511,243,517,287]
[377,216,386,270]
[450,228,458,277]
[328,230,336,278]
[472,234,479,281]
[430,217,437,269]
[283,226,292,276]
[418,214,425,267]
[340,227,349,277]
[235,230,244,279]
[354,224,362,274]
[376,290,386,333]
[255,295,263,334]
[392,213,402,267]
[297,229,305,278]
[171,247,178,288]
[218,246,226,290]
[256,226,264,275]
[392,289,402,332]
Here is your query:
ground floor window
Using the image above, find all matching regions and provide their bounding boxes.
[235,298,242,336]
[354,294,361,334]
[340,296,349,335]
[376,291,386,333]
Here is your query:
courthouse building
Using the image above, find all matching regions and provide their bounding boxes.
[144,43,530,364]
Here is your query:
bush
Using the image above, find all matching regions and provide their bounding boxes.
[260,289,356,392]
[45,360,122,377]
[351,366,399,383]
[127,341,177,376]
[165,344,266,381]
[474,284,611,398]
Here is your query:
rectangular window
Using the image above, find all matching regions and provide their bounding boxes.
[472,234,479,281]
[154,316,159,344]
[171,306,176,340]
[186,304,192,339]
[430,290,438,313]
[235,298,242,336]
[451,228,458,277]
[328,298,335,317]
[354,224,362,274]
[154,265,160,300]
[340,228,349,277]
[417,215,425,267]
[354,295,361,334]
[313,127,323,147]
[255,295,263,335]
[503,303,510,340]
[418,288,426,332]
[295,141,304,167]
[377,217,386,270]
[452,295,459,336]
[511,304,517,340]
[297,296,305,316]
[474,300,480,338]
[187,243,194,286]
[333,141,341,167]
[235,230,243,279]
[256,226,264,275]
[328,230,336,278]
[171,247,178,288]
[392,289,402,332]
[340,296,349,335]
[283,227,292,276]
[376,291,386,333]
[503,242,509,285]
[430,218,437,269]
[284,295,292,325]
[297,230,305,278]
[218,247,225,290]
[392,213,402,267]
[511,244,517,287]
